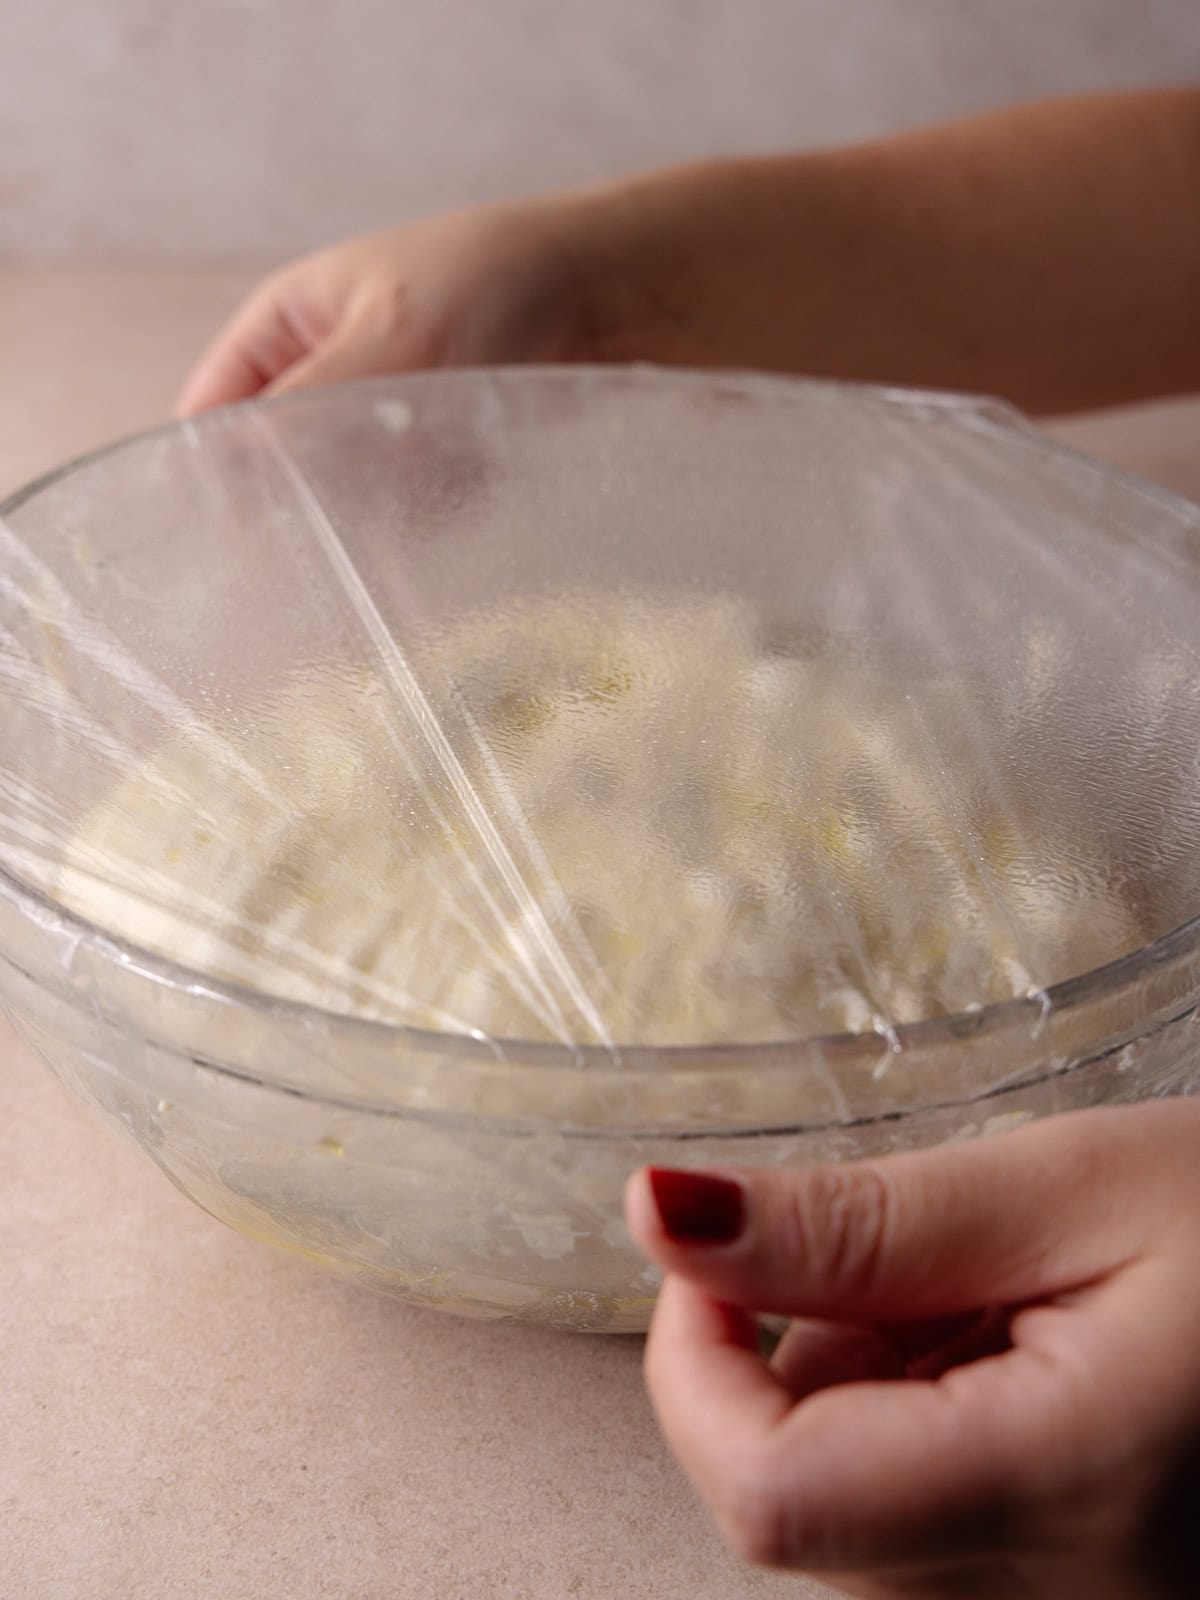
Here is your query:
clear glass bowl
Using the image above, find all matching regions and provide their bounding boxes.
[3,368,1200,1331]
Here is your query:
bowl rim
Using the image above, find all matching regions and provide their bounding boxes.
[4,363,1200,1084]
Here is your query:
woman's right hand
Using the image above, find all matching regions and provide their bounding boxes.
[174,194,635,416]
[624,1099,1200,1599]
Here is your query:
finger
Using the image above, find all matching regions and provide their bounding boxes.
[645,1275,1076,1572]
[770,1318,905,1396]
[755,1275,1174,1572]
[900,1307,1013,1382]
[881,1311,991,1364]
[643,1275,796,1539]
[174,279,316,415]
[262,316,430,397]
[625,1107,1152,1324]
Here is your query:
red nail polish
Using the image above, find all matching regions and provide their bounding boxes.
[648,1168,746,1245]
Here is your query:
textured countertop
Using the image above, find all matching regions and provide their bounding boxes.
[2,271,1198,1600]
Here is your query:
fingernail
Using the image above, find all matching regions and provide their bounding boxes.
[648,1168,746,1245]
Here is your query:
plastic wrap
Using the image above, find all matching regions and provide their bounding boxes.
[3,371,1200,1064]
[6,369,1200,1329]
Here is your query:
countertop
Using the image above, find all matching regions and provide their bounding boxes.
[3,271,1199,1600]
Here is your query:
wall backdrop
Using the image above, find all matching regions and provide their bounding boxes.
[3,0,1198,263]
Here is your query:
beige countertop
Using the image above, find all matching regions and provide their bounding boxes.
[3,271,1199,1600]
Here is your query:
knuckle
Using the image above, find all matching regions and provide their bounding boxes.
[779,1161,898,1300]
[252,265,302,316]
[360,278,412,331]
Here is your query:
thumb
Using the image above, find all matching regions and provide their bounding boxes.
[625,1105,1152,1323]
[264,314,434,397]
[174,277,316,416]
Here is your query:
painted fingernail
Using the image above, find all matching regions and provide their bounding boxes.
[648,1168,746,1245]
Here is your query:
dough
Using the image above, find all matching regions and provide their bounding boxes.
[45,592,1144,1050]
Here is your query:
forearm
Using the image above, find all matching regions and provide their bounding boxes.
[575,89,1200,414]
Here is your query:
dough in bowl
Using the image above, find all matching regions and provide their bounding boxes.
[47,593,1144,1050]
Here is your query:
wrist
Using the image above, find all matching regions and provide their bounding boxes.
[549,169,724,366]
[547,153,880,374]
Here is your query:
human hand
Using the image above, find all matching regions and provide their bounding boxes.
[625,1100,1200,1599]
[174,195,628,415]
[178,90,1200,419]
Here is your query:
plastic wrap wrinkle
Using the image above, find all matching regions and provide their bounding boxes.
[253,414,617,1059]
[1,481,599,1052]
[874,421,1052,1021]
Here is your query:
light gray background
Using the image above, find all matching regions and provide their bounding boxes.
[3,0,1199,262]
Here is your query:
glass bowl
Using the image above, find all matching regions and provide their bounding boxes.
[3,367,1200,1331]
